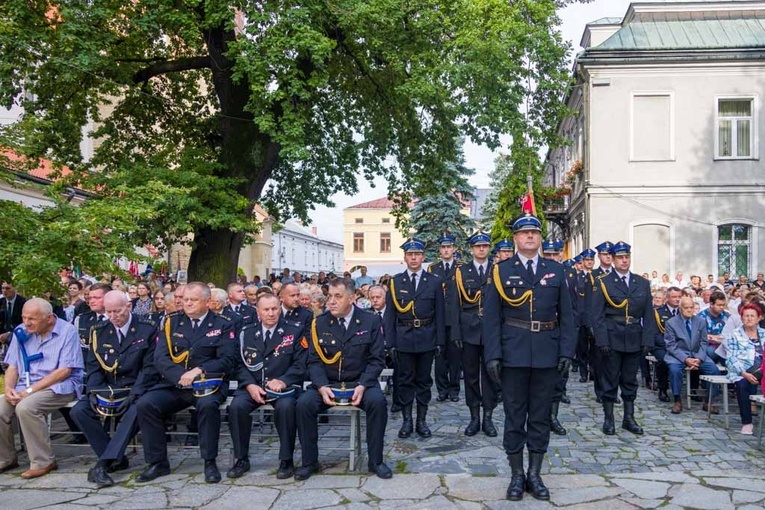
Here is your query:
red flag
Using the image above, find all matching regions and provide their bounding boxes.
[129,261,139,277]
[519,192,536,215]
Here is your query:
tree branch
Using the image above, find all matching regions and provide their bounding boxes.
[132,56,212,84]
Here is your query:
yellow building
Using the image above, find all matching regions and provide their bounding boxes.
[343,197,410,277]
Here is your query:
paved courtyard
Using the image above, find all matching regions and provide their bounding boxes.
[2,377,765,509]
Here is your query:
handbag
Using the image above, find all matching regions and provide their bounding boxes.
[746,355,763,382]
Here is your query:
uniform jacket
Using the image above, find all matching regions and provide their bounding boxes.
[580,271,598,330]
[153,311,237,388]
[233,318,308,389]
[223,303,257,330]
[564,267,583,328]
[448,261,491,345]
[592,271,656,353]
[307,306,385,389]
[283,305,314,341]
[0,294,26,334]
[85,315,159,397]
[663,314,710,365]
[653,304,676,350]
[76,311,105,350]
[384,270,446,352]
[482,255,575,369]
[429,260,458,328]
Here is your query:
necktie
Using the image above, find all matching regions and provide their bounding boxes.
[192,319,199,333]
[526,260,534,279]
[445,263,450,274]
[117,329,124,343]
[99,315,106,322]
[411,273,418,292]
[672,309,677,317]
[265,329,272,344]
[685,319,692,339]
[479,264,485,282]
[339,317,347,331]
[622,275,628,288]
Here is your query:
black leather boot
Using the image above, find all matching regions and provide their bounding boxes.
[482,408,497,437]
[415,403,432,438]
[398,404,413,438]
[464,406,480,436]
[506,452,525,501]
[622,400,644,435]
[550,402,567,436]
[602,401,615,435]
[525,452,550,500]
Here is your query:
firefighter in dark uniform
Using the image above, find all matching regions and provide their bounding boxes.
[70,291,158,487]
[384,238,446,439]
[592,242,657,436]
[483,214,575,502]
[577,249,597,384]
[227,293,307,480]
[589,243,620,404]
[429,234,461,402]
[280,282,314,341]
[295,278,390,480]
[494,238,514,262]
[221,282,257,332]
[135,282,236,484]
[653,288,681,403]
[449,231,499,437]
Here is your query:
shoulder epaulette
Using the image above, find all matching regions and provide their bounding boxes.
[168,310,184,317]
[136,316,157,327]
[92,320,110,330]
[217,313,233,322]
[596,272,609,280]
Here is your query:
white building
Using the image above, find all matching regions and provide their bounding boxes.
[271,219,344,276]
[544,0,765,279]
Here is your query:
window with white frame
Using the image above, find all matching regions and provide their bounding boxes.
[718,224,750,277]
[717,98,754,159]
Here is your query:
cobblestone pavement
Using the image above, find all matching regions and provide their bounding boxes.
[2,376,765,509]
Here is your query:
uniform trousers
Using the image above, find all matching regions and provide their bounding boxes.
[0,389,74,470]
[575,327,591,377]
[463,343,498,409]
[501,367,557,455]
[435,327,462,399]
[70,398,139,461]
[229,392,296,461]
[136,387,226,463]
[397,350,435,405]
[599,350,641,402]
[551,370,569,403]
[296,386,387,466]
[653,348,669,392]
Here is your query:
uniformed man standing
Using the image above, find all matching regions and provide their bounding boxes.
[449,231,499,437]
[592,242,656,436]
[384,238,445,439]
[295,278,390,480]
[429,234,461,403]
[135,282,236,483]
[227,293,307,480]
[483,214,574,501]
[494,239,514,262]
[70,291,158,487]
[576,249,597,384]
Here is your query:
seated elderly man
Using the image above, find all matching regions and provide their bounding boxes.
[664,296,720,414]
[0,298,83,478]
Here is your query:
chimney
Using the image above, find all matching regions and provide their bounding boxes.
[311,227,318,235]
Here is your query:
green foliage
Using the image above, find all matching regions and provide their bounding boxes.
[0,0,575,285]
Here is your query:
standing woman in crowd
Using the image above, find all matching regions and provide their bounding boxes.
[725,302,765,435]
[131,282,153,317]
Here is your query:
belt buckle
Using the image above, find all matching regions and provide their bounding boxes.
[530,321,541,332]
[413,319,422,328]
[626,316,636,325]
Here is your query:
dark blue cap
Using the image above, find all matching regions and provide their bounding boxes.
[401,238,425,253]
[574,254,583,263]
[468,231,491,246]
[580,248,596,259]
[495,238,514,251]
[512,213,542,233]
[610,241,631,256]
[437,234,455,246]
[542,240,559,254]
[563,259,576,268]
[595,241,613,254]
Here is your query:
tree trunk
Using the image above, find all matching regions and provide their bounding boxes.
[187,228,245,286]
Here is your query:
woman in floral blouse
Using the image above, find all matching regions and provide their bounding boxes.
[725,303,765,435]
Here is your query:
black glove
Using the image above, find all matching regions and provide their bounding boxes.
[453,338,464,350]
[642,346,653,357]
[557,356,572,377]
[435,345,443,358]
[486,360,502,385]
[389,347,399,364]
[599,345,612,357]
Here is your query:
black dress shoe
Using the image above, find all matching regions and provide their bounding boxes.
[88,465,115,487]
[579,375,588,383]
[390,403,401,413]
[136,462,171,482]
[658,391,670,403]
[226,458,250,479]
[106,457,129,473]
[184,434,199,447]
[276,460,294,480]
[560,393,571,405]
[449,395,459,403]
[294,463,320,481]
[436,394,448,402]
[368,462,393,479]
[69,434,88,445]
[596,396,603,404]
[204,460,221,483]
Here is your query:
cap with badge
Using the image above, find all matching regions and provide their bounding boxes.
[401,238,425,253]
[511,213,543,233]
[542,240,557,254]
[563,259,576,268]
[468,231,491,246]
[574,254,583,263]
[595,241,613,254]
[495,238,514,251]
[609,241,631,256]
[437,234,456,246]
[580,248,596,259]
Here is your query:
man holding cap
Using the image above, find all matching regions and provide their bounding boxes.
[483,214,575,501]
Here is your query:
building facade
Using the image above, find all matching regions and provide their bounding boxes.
[544,0,765,278]
[343,197,410,277]
[270,219,344,277]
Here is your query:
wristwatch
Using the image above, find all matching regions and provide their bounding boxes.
[25,387,34,395]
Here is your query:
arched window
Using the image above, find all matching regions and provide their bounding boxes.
[718,224,750,277]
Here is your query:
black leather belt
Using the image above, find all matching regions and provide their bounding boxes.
[464,307,483,317]
[606,315,640,325]
[398,318,433,328]
[503,318,557,332]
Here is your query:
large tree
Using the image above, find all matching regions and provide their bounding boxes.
[0,0,574,285]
